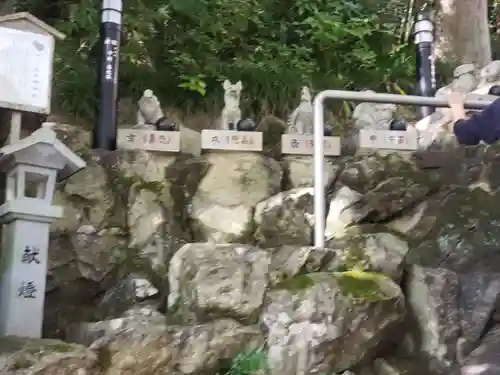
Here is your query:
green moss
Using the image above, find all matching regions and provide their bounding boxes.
[274,274,315,292]
[333,270,387,301]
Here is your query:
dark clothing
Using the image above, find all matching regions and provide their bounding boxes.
[453,98,500,145]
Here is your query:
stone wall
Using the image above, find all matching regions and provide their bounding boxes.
[2,117,498,375]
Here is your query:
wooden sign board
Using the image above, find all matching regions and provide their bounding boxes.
[281,134,341,156]
[117,129,180,152]
[201,130,263,151]
[359,130,419,150]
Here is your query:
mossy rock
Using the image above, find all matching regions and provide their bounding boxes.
[333,270,392,301]
[272,270,401,302]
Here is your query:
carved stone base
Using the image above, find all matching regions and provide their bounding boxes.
[201,130,262,151]
[358,129,418,151]
[281,134,341,156]
[117,129,180,152]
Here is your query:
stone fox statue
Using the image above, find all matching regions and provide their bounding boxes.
[287,86,313,134]
[220,80,242,130]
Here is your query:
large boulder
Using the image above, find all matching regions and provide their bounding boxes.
[254,188,314,248]
[168,243,271,324]
[91,319,260,375]
[261,271,405,375]
[190,152,282,243]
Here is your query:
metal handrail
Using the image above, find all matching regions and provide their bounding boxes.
[312,90,495,249]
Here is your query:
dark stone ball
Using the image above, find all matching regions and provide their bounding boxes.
[155,117,177,131]
[323,124,333,136]
[236,118,257,131]
[389,118,407,131]
[488,85,500,96]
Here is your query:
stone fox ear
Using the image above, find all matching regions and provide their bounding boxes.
[235,81,242,91]
[223,80,231,90]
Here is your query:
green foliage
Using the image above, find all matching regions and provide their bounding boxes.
[218,347,268,375]
[14,0,416,121]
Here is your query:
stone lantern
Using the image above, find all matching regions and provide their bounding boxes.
[0,124,86,338]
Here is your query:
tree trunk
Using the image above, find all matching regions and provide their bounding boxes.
[435,0,492,69]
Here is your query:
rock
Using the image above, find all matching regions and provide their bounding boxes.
[90,319,260,375]
[94,273,159,321]
[63,154,115,229]
[66,309,166,346]
[127,182,165,249]
[45,230,126,337]
[352,90,396,130]
[351,177,431,222]
[326,230,409,280]
[115,149,177,183]
[256,115,286,159]
[373,357,418,375]
[0,336,99,374]
[406,188,500,273]
[458,273,500,357]
[405,265,460,373]
[325,185,364,239]
[261,271,405,374]
[460,325,500,375]
[168,243,271,324]
[254,187,314,248]
[190,152,281,243]
[179,125,201,156]
[282,156,340,189]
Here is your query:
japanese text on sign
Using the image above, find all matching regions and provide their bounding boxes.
[281,134,341,156]
[117,129,181,152]
[22,246,40,264]
[18,281,37,299]
[103,38,118,82]
[359,130,418,150]
[201,130,263,151]
[126,131,171,146]
[211,134,255,146]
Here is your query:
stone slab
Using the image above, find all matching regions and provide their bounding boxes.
[117,129,180,152]
[281,134,341,156]
[201,130,262,151]
[358,129,418,150]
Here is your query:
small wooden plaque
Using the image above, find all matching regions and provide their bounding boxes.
[281,134,341,156]
[201,130,262,151]
[358,130,418,151]
[117,129,180,152]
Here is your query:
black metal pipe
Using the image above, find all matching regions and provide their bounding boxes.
[413,12,436,119]
[92,0,123,150]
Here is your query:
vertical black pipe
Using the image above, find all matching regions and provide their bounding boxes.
[92,0,123,150]
[413,12,436,119]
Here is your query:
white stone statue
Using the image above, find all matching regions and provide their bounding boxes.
[287,86,313,134]
[478,60,500,88]
[352,90,396,130]
[136,89,164,127]
[220,80,242,130]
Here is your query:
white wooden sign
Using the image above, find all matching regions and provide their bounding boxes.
[201,130,263,151]
[0,26,54,114]
[117,129,181,152]
[358,130,418,150]
[281,134,341,156]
